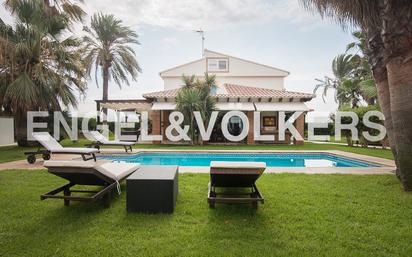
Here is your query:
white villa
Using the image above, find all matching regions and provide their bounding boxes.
[97,49,315,144]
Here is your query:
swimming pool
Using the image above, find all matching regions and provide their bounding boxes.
[100,152,379,167]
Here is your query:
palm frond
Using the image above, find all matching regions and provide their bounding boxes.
[299,0,382,30]
[4,72,38,110]
[82,12,141,95]
[1,0,86,116]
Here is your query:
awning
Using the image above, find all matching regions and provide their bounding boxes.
[215,102,255,111]
[100,102,152,111]
[151,102,177,110]
[254,102,310,112]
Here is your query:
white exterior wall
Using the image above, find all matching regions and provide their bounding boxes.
[163,77,189,90]
[161,50,288,90]
[214,77,284,90]
[163,76,284,90]
[0,117,15,146]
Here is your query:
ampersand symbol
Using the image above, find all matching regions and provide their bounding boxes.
[165,112,191,141]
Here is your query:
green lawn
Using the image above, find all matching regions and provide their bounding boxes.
[0,139,393,164]
[0,170,411,256]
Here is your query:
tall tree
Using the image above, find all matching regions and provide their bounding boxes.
[314,54,356,107]
[0,0,86,145]
[336,78,361,108]
[300,0,412,190]
[175,86,202,144]
[82,13,141,123]
[196,73,217,122]
[175,73,216,144]
[346,32,378,105]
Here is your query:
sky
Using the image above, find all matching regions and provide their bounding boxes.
[1,0,356,121]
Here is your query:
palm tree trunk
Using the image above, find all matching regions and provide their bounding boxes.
[15,112,32,146]
[364,28,400,177]
[380,2,412,190]
[351,98,358,108]
[374,70,400,176]
[102,62,109,124]
[387,56,412,191]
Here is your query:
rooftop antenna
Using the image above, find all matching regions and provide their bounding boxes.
[195,29,205,57]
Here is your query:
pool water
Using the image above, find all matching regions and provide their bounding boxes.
[100,153,378,168]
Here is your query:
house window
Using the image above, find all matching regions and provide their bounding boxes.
[263,117,277,127]
[228,116,243,136]
[207,58,228,72]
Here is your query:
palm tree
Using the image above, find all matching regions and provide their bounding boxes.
[175,87,202,144]
[196,73,217,121]
[346,31,378,105]
[314,54,355,106]
[300,0,412,190]
[175,73,216,144]
[0,0,86,145]
[346,31,366,55]
[359,79,377,105]
[82,13,141,123]
[317,33,378,107]
[336,79,361,108]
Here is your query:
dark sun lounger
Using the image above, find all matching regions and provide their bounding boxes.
[42,161,139,207]
[207,161,266,209]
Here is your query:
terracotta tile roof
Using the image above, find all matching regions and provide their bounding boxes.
[143,88,180,98]
[96,99,152,111]
[221,84,314,99]
[143,83,315,100]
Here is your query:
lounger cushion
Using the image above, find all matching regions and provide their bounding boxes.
[44,160,107,168]
[44,161,140,181]
[32,132,64,151]
[90,131,108,142]
[210,161,266,169]
[90,131,135,145]
[33,132,99,153]
[95,163,140,181]
[51,147,99,154]
[98,141,135,146]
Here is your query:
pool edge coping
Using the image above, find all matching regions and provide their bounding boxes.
[0,149,395,175]
[98,149,395,171]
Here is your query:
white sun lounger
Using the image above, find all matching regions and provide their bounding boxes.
[86,131,135,152]
[42,160,140,207]
[24,132,99,163]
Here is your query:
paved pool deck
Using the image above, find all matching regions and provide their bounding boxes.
[0,149,395,175]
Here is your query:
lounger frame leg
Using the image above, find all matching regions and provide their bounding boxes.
[123,145,133,153]
[41,181,117,207]
[207,183,264,209]
[207,182,216,208]
[64,187,71,206]
[24,148,51,164]
[81,153,96,162]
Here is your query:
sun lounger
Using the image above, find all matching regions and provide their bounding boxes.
[42,160,140,207]
[86,131,135,152]
[207,161,266,209]
[24,132,99,163]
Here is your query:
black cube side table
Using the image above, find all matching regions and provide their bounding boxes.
[126,165,178,214]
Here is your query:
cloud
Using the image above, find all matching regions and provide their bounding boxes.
[82,0,323,30]
[162,37,178,45]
